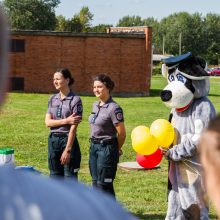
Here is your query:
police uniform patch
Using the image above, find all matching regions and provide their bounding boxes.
[77,104,83,113]
[115,108,123,122]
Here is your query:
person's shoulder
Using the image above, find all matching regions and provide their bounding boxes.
[93,100,99,107]
[108,99,123,111]
[49,93,58,100]
[69,92,82,103]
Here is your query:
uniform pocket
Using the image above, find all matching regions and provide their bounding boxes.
[99,166,117,184]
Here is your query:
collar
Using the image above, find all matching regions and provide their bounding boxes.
[55,91,74,101]
[95,96,113,108]
[175,100,193,112]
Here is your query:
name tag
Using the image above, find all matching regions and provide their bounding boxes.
[104,178,113,183]
[74,168,80,173]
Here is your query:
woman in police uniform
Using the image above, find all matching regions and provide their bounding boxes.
[89,74,126,197]
[45,68,83,179]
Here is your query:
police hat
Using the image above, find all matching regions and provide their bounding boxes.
[162,52,209,80]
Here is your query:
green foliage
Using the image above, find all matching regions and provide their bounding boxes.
[152,65,162,75]
[159,12,204,55]
[2,0,60,30]
[116,12,220,65]
[78,6,93,32]
[0,76,219,219]
[117,15,144,27]
[55,6,93,33]
[90,24,113,33]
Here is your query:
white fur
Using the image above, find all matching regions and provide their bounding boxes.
[192,119,204,142]
[162,81,194,108]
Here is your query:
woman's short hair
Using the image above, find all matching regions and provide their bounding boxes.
[93,74,115,92]
[56,68,74,86]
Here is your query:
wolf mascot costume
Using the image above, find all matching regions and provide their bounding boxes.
[160,52,216,220]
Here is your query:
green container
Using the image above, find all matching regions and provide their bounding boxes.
[0,148,14,155]
[0,148,15,165]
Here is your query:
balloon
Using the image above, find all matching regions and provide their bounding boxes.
[150,119,175,148]
[131,126,150,140]
[136,148,163,169]
[132,130,158,155]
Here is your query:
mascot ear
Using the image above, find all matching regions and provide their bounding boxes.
[195,56,207,70]
[161,64,168,78]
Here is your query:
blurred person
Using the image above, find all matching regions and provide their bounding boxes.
[89,74,126,198]
[0,8,137,220]
[0,6,9,105]
[0,165,137,220]
[199,114,220,218]
[45,68,82,179]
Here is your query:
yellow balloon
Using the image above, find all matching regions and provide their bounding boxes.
[132,130,158,155]
[150,119,175,148]
[131,126,150,140]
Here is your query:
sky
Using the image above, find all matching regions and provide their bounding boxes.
[55,0,220,26]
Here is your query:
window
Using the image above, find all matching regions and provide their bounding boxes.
[10,77,24,91]
[10,39,25,52]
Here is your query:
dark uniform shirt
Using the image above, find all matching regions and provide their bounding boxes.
[89,97,124,139]
[47,91,83,133]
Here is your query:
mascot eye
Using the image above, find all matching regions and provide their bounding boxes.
[168,74,175,82]
[176,73,186,83]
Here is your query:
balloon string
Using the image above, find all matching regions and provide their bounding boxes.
[182,160,201,177]
[183,158,202,167]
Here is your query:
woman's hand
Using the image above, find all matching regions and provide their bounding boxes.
[160,147,170,159]
[66,113,82,125]
[119,149,123,156]
[60,149,71,165]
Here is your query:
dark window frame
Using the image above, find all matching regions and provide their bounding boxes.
[10,39,25,53]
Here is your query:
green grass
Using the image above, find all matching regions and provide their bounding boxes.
[0,75,220,219]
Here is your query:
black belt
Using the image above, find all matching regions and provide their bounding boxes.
[90,137,117,144]
[51,133,68,137]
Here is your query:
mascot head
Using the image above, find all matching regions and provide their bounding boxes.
[160,52,210,112]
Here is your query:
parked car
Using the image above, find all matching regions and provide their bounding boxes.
[207,67,220,76]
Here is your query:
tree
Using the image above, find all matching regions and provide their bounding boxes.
[117,15,143,27]
[90,24,113,33]
[203,13,220,65]
[55,15,73,32]
[55,6,93,33]
[159,12,204,56]
[77,6,93,32]
[2,0,60,30]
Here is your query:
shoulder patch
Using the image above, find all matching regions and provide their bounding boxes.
[77,103,83,113]
[114,108,124,122]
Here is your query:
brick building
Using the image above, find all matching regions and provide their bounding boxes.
[9,26,152,96]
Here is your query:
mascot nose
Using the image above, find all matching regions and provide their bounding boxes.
[161,90,172,102]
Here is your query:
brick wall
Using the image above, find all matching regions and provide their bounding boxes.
[9,27,152,96]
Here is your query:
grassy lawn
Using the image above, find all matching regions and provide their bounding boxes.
[0,75,220,219]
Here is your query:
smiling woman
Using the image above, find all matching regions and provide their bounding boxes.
[89,74,126,198]
[45,68,83,179]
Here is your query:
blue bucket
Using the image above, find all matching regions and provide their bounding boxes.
[15,166,41,174]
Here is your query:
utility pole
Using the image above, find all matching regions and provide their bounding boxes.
[163,35,165,55]
[179,33,182,55]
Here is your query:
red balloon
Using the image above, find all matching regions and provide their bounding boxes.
[136,148,163,169]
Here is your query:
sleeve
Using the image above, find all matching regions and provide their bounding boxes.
[168,100,216,161]
[47,96,53,114]
[71,96,83,117]
[110,105,124,125]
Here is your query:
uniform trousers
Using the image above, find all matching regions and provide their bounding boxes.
[89,138,119,197]
[48,133,81,178]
